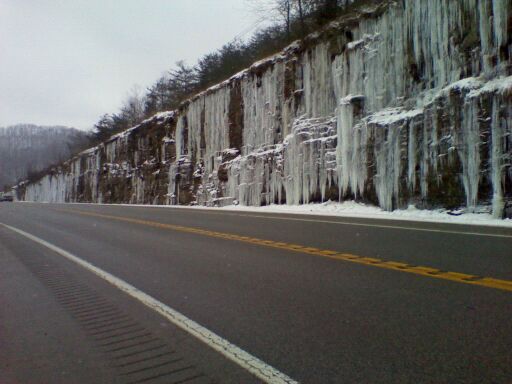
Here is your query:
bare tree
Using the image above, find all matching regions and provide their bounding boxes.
[246,0,294,36]
[296,0,305,36]
[246,0,342,38]
[277,0,292,37]
[121,85,146,127]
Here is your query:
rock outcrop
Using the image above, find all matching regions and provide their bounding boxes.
[16,0,512,218]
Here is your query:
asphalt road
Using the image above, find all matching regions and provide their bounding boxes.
[1,202,511,383]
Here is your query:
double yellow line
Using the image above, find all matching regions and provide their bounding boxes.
[59,208,512,293]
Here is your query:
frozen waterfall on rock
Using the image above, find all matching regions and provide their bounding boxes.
[19,0,512,218]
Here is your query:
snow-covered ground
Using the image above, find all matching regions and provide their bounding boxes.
[218,201,512,228]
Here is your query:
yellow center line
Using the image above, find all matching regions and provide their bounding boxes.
[56,208,512,293]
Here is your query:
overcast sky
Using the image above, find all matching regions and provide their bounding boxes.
[0,0,264,131]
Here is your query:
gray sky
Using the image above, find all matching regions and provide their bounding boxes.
[0,0,263,131]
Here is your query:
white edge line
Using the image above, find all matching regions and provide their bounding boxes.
[16,201,512,230]
[21,201,512,239]
[0,222,298,384]
[224,213,512,239]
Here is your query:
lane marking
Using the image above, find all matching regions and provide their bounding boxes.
[58,208,512,293]
[208,213,512,239]
[48,202,512,239]
[0,223,298,384]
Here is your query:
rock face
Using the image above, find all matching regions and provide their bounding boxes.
[17,0,512,218]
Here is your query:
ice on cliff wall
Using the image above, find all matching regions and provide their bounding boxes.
[20,0,512,218]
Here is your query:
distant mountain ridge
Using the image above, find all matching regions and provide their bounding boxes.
[0,124,89,190]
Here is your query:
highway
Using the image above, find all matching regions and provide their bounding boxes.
[1,202,511,383]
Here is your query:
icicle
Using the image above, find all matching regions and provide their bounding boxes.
[455,99,481,211]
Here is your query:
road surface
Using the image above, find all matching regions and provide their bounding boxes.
[1,202,511,383]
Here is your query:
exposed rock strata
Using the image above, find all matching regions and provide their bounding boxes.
[17,0,512,218]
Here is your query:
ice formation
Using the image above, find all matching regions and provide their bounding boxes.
[18,0,512,218]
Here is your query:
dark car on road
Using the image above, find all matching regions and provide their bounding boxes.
[0,195,13,202]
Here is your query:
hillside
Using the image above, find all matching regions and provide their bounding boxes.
[16,0,512,218]
[0,124,89,190]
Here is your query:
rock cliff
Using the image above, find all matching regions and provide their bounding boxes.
[17,0,512,218]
